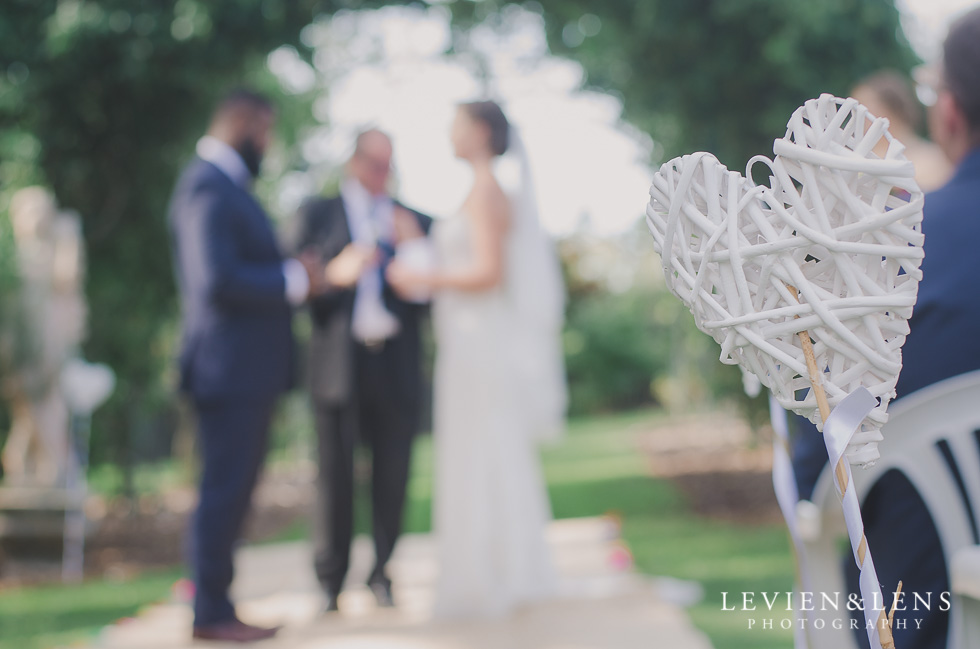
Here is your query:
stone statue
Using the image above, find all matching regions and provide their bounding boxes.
[1,187,87,487]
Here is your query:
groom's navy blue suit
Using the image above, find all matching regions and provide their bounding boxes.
[169,156,295,626]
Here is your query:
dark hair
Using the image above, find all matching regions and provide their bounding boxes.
[211,88,274,123]
[854,70,922,128]
[461,100,509,156]
[944,6,980,131]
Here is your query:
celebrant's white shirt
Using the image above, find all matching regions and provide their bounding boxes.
[195,136,308,306]
[340,177,400,342]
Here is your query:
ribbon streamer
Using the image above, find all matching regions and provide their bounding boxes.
[822,387,891,648]
[770,395,812,649]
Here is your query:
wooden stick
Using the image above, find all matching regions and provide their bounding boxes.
[889,581,904,628]
[798,332,832,422]
[879,601,897,649]
[788,284,896,649]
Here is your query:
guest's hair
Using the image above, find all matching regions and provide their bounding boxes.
[461,100,509,156]
[211,88,274,124]
[944,6,980,131]
[854,70,922,129]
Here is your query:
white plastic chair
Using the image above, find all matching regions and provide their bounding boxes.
[801,369,980,649]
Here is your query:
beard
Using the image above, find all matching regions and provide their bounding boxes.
[236,136,264,178]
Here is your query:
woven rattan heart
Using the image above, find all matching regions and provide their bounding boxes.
[646,94,924,465]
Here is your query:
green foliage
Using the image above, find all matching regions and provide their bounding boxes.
[562,281,769,428]
[0,208,15,308]
[0,208,17,403]
[455,0,917,171]
[557,223,765,419]
[563,287,675,413]
[584,0,916,169]
[0,0,364,467]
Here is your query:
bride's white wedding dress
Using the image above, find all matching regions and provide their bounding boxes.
[430,209,561,619]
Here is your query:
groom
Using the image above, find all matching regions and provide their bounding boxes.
[169,89,322,642]
[295,129,431,611]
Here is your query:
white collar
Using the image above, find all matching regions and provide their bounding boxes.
[341,177,391,210]
[196,136,253,188]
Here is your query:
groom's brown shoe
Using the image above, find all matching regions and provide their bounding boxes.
[192,619,280,643]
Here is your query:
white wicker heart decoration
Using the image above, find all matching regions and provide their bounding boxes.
[646,94,924,466]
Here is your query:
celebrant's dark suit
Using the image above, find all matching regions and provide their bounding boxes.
[792,149,980,649]
[169,156,295,626]
[294,194,431,597]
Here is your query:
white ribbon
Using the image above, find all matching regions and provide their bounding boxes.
[822,387,889,648]
[770,395,812,649]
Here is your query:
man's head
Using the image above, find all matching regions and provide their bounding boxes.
[348,129,393,196]
[932,6,980,164]
[207,89,276,178]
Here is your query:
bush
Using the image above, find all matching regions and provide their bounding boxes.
[561,258,768,429]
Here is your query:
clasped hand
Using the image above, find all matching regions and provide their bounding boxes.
[298,245,378,297]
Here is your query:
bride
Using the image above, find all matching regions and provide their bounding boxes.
[387,100,567,618]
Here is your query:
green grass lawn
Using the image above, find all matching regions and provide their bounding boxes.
[0,407,795,649]
[0,568,183,649]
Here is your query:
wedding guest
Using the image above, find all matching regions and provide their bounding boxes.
[851,70,953,191]
[901,9,980,397]
[793,8,980,648]
[294,129,431,613]
[169,89,320,643]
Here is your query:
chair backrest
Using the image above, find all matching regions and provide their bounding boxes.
[804,369,980,649]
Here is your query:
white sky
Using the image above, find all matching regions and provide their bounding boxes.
[268,1,975,238]
[899,0,978,61]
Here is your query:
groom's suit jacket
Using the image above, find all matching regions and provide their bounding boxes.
[294,195,431,413]
[169,157,295,401]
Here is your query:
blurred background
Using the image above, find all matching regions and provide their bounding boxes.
[0,1,974,648]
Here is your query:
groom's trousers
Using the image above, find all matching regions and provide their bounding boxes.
[313,340,417,595]
[190,396,276,626]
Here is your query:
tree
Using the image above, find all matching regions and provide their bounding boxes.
[0,0,397,473]
[0,198,19,409]
[453,0,918,171]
